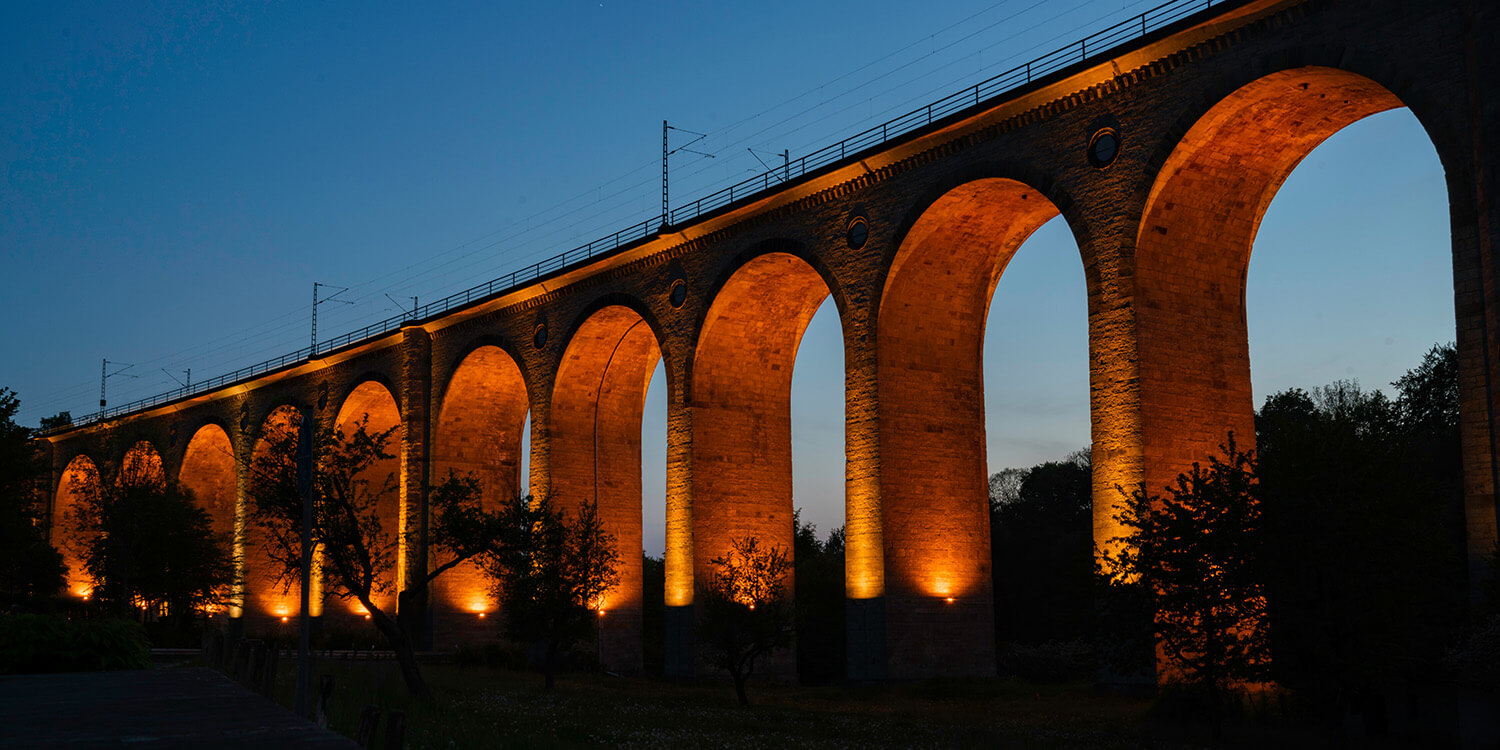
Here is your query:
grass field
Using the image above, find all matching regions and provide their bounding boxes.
[261,657,1358,749]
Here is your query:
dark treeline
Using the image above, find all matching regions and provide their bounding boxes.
[989,343,1483,707]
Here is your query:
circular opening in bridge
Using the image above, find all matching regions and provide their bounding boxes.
[669,278,688,308]
[846,216,869,250]
[533,323,548,349]
[1087,127,1119,169]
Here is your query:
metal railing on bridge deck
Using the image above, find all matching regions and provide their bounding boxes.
[47,0,1223,435]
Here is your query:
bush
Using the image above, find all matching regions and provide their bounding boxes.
[0,615,150,674]
[453,641,529,671]
[997,639,1096,683]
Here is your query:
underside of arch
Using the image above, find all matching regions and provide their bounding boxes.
[551,304,661,673]
[431,345,529,642]
[54,454,100,599]
[248,405,309,621]
[1131,67,1404,526]
[1130,67,1417,682]
[179,424,239,616]
[877,177,1061,678]
[333,381,404,620]
[692,253,832,665]
[179,424,236,547]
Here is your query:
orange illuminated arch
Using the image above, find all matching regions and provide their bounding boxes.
[692,252,836,614]
[179,423,238,615]
[332,380,404,619]
[53,454,100,599]
[179,423,236,542]
[877,177,1066,677]
[1131,66,1457,682]
[431,343,529,639]
[1132,67,1408,506]
[247,405,307,622]
[551,303,662,673]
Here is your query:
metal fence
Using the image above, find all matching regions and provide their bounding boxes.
[50,0,1221,434]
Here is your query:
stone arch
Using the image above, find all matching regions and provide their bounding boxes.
[882,163,1095,296]
[696,239,852,353]
[691,249,838,676]
[1129,65,1450,520]
[430,342,530,643]
[550,302,664,673]
[53,454,100,599]
[120,440,166,488]
[877,176,1067,678]
[247,405,307,623]
[178,423,236,543]
[331,379,405,620]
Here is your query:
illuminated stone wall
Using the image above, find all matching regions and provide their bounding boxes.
[550,305,659,673]
[40,0,1497,682]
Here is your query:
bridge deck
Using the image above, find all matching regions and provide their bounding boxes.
[0,668,357,749]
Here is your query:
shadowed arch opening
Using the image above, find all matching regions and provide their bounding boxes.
[692,251,835,676]
[552,304,662,673]
[179,424,238,615]
[878,177,1063,678]
[54,454,100,599]
[1132,66,1407,512]
[120,440,165,488]
[431,344,529,643]
[333,380,404,621]
[248,405,308,623]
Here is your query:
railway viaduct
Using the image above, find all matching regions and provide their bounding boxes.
[37,0,1500,681]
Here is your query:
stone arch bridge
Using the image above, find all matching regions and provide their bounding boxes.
[39,0,1500,681]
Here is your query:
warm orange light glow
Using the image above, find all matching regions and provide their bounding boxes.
[930,577,953,598]
[597,608,606,617]
[945,597,955,604]
[477,612,486,619]
[280,616,289,623]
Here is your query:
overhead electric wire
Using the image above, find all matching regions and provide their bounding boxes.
[34,0,1165,424]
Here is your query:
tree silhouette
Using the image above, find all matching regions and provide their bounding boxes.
[1100,433,1270,715]
[484,495,619,690]
[71,473,232,626]
[0,389,66,607]
[697,536,794,706]
[248,415,517,703]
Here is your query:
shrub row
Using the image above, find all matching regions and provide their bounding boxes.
[0,615,151,674]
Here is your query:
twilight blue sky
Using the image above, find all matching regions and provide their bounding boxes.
[2,2,1452,556]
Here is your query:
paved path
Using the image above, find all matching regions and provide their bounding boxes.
[0,667,358,748]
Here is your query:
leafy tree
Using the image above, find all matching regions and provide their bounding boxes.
[1255,352,1462,715]
[793,510,844,683]
[69,468,232,626]
[642,553,666,675]
[988,467,1028,512]
[485,494,619,690]
[1100,433,1270,711]
[0,389,66,607]
[37,414,70,432]
[697,536,794,706]
[38,412,71,431]
[989,448,1094,670]
[248,416,515,703]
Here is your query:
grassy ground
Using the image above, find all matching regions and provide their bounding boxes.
[260,657,1349,749]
